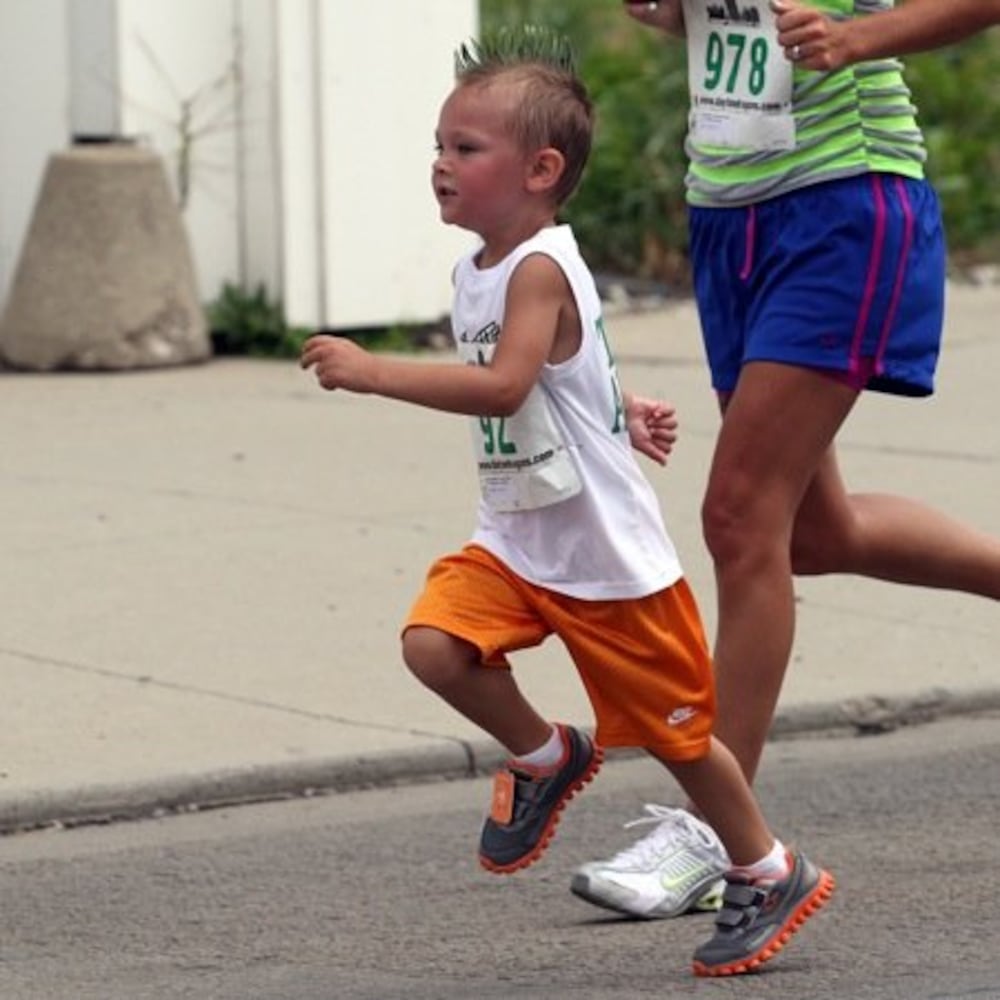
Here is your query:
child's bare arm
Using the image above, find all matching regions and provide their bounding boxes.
[300,256,566,418]
[301,335,508,415]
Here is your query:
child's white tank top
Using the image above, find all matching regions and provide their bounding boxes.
[451,225,684,600]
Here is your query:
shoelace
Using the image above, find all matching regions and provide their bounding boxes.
[605,804,725,868]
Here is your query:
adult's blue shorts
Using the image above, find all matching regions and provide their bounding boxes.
[688,173,946,397]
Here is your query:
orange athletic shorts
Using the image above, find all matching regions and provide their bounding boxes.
[403,544,715,761]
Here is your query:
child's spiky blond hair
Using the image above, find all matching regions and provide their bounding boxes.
[454,25,593,206]
[455,24,578,77]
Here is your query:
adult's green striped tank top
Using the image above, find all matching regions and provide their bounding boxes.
[684,0,927,207]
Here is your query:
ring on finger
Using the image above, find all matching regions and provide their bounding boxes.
[791,43,802,61]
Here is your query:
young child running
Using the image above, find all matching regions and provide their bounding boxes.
[300,26,833,977]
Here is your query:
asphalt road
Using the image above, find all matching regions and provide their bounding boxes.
[3,713,1000,1000]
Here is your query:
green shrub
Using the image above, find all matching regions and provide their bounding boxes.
[906,40,1000,263]
[206,281,311,358]
[205,283,434,359]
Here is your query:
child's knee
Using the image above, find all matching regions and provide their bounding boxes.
[401,626,469,690]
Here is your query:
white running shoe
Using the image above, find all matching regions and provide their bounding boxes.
[571,804,729,919]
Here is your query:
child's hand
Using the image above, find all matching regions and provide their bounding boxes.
[300,335,377,393]
[625,393,678,466]
[772,0,849,71]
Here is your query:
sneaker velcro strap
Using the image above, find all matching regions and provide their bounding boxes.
[715,907,749,929]
[716,883,767,927]
[722,883,764,908]
[490,770,516,825]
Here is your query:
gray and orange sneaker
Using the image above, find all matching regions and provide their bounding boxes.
[692,850,834,977]
[479,724,603,874]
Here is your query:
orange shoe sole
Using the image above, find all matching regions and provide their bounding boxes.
[692,868,836,977]
[479,743,604,875]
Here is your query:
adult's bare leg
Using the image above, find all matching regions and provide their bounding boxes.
[703,362,858,784]
[792,449,1000,596]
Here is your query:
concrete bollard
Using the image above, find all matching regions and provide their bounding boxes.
[0,143,210,371]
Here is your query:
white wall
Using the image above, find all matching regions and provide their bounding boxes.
[0,0,478,330]
[68,0,120,137]
[272,0,478,328]
[313,1,476,328]
[0,0,70,304]
[115,0,243,308]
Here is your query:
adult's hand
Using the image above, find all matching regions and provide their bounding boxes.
[772,0,851,72]
[622,0,685,37]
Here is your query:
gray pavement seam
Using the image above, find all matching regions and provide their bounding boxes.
[3,645,463,740]
[3,686,999,837]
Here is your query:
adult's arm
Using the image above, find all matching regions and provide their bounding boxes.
[774,0,1000,72]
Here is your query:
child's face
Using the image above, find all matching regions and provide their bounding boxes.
[432,81,533,237]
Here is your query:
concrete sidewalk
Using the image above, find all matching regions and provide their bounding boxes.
[2,283,998,833]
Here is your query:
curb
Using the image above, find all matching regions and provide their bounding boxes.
[3,686,999,836]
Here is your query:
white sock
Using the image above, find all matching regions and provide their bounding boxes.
[511,725,563,768]
[732,839,789,882]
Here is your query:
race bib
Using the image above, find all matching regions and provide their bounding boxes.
[683,0,795,151]
[461,342,581,513]
[470,387,582,513]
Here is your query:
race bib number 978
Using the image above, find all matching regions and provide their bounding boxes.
[683,0,795,151]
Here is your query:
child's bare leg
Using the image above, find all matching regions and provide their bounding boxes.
[657,738,834,977]
[404,625,601,874]
[402,625,552,755]
[655,737,775,867]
